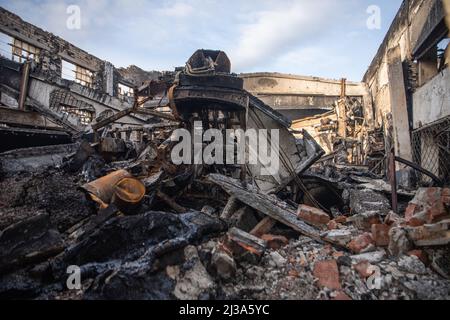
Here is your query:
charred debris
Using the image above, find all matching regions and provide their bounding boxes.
[0,49,449,300]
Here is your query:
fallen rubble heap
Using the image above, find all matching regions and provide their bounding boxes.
[0,50,449,300]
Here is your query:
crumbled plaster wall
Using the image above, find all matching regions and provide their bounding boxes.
[363,0,447,127]
[0,6,167,98]
[241,72,373,125]
[116,65,162,87]
[0,7,105,89]
[362,0,448,163]
[413,67,450,128]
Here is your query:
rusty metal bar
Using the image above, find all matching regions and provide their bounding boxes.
[133,107,177,121]
[18,60,31,110]
[395,156,444,187]
[91,107,134,131]
[389,147,398,213]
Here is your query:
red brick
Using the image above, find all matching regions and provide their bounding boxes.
[335,216,347,224]
[321,244,333,255]
[408,216,427,227]
[347,233,374,253]
[288,269,300,278]
[442,188,450,205]
[405,203,418,221]
[297,204,330,227]
[332,251,345,259]
[408,250,429,265]
[353,261,374,278]
[313,260,341,290]
[327,220,338,230]
[442,196,450,205]
[260,234,289,250]
[371,224,391,247]
[406,188,449,226]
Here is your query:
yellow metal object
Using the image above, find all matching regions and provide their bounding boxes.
[81,169,132,205]
[112,178,146,215]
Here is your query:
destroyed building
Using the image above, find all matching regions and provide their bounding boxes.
[0,0,449,301]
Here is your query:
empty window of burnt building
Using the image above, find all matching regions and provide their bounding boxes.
[0,32,40,63]
[118,82,134,100]
[411,14,450,186]
[414,21,449,87]
[61,59,94,88]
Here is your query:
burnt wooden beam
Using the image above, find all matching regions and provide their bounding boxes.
[0,106,62,130]
[207,174,322,242]
[227,227,267,256]
[220,196,240,220]
[133,107,177,122]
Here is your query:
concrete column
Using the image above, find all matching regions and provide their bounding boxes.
[104,61,114,96]
[387,45,413,162]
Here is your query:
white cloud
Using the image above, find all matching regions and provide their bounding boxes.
[230,0,338,71]
[0,0,401,80]
[157,1,194,17]
[272,46,349,77]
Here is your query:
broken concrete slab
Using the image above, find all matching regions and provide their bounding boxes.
[349,188,390,218]
[388,227,413,256]
[268,251,287,268]
[350,250,386,264]
[211,249,237,281]
[405,220,450,247]
[322,229,352,247]
[170,246,216,300]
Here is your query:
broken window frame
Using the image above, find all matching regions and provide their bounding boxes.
[61,59,94,88]
[12,39,41,63]
[413,20,449,87]
[59,104,95,126]
[0,33,40,64]
[117,82,134,100]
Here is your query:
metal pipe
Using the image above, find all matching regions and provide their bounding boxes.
[395,156,444,187]
[389,147,398,213]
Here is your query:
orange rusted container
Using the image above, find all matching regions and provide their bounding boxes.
[81,169,132,205]
[112,177,146,215]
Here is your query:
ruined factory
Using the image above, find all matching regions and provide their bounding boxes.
[0,0,450,301]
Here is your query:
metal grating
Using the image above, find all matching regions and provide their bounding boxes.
[412,117,450,186]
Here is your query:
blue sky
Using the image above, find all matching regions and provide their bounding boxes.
[0,0,402,80]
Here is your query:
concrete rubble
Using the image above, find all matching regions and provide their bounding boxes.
[0,0,449,300]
